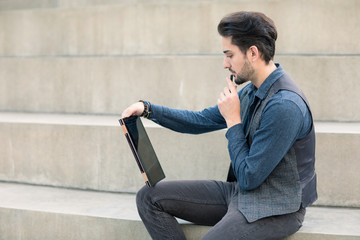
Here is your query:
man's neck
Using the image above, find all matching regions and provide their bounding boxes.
[252,61,277,88]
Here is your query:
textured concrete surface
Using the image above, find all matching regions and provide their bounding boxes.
[0,1,359,239]
[1,1,359,120]
[0,112,359,207]
[0,182,359,240]
[0,112,229,193]
[0,0,359,56]
[0,56,359,121]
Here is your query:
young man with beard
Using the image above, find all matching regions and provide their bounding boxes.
[121,11,317,240]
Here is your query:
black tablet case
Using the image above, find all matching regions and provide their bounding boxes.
[119,116,165,187]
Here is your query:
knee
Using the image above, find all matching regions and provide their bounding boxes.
[136,185,154,212]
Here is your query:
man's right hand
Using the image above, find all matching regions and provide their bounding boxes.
[121,102,144,118]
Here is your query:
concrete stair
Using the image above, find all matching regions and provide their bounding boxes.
[0,112,359,208]
[0,55,359,121]
[1,182,360,240]
[1,0,359,239]
[0,0,359,121]
[0,0,359,56]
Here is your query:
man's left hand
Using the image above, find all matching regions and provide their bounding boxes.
[217,77,241,128]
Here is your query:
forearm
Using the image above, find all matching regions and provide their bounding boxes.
[149,104,227,134]
[226,100,306,191]
[226,124,254,190]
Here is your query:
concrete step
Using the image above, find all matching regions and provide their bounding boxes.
[0,112,229,193]
[0,0,358,56]
[0,182,359,240]
[0,55,359,121]
[0,112,359,207]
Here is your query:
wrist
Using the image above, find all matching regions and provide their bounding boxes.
[139,100,152,118]
[226,118,241,129]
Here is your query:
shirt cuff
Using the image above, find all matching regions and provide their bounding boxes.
[148,104,163,121]
[225,123,245,140]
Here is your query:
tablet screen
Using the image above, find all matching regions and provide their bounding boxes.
[120,116,165,186]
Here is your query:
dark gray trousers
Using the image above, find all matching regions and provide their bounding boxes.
[136,180,305,240]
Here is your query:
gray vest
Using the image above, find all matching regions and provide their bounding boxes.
[227,73,317,222]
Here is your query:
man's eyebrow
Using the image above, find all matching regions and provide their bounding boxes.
[223,50,231,54]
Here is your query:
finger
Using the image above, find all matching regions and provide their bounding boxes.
[223,87,231,96]
[121,109,131,118]
[226,77,237,93]
[218,93,224,102]
[121,106,136,118]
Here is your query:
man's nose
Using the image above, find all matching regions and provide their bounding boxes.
[223,57,231,69]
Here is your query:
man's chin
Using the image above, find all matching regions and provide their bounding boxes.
[235,77,249,85]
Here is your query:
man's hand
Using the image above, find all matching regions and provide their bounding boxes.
[217,77,241,128]
[121,102,144,118]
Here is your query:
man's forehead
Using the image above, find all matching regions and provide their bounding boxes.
[222,36,237,52]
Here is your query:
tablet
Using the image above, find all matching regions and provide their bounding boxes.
[119,116,165,187]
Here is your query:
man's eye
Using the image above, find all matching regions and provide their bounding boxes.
[227,55,233,59]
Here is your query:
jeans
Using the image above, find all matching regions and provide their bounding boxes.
[136,180,306,240]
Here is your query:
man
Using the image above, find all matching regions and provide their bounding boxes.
[121,11,317,240]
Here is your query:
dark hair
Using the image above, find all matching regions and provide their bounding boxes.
[217,11,277,64]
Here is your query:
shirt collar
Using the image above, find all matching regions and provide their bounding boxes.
[254,63,285,100]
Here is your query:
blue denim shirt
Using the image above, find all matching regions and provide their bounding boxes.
[149,64,312,191]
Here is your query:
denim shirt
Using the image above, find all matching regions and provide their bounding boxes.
[148,64,312,191]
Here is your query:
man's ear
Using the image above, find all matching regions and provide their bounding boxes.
[247,45,259,62]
